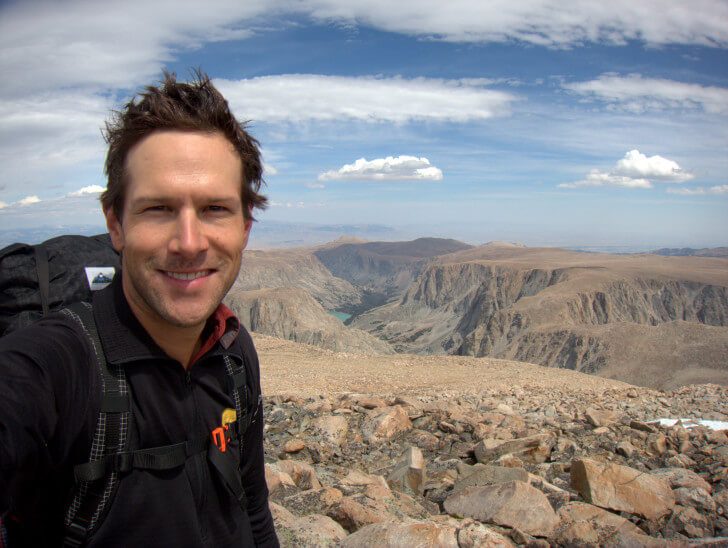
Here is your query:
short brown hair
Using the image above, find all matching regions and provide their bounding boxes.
[101,70,267,221]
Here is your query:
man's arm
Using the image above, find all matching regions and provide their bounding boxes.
[236,333,279,547]
[0,317,94,514]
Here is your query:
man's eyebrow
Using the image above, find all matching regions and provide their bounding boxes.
[130,196,240,205]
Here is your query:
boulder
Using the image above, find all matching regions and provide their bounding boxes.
[312,414,349,449]
[457,519,516,547]
[327,496,391,533]
[361,405,412,444]
[283,438,306,453]
[473,434,553,464]
[585,408,616,427]
[570,458,675,520]
[284,487,343,516]
[341,520,458,547]
[665,505,714,538]
[387,446,426,497]
[451,464,529,494]
[650,467,713,493]
[553,502,647,546]
[278,460,321,490]
[444,480,558,537]
[674,487,717,513]
[276,513,348,547]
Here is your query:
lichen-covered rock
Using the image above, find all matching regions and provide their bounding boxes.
[341,520,458,547]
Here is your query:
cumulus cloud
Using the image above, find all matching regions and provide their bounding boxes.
[318,156,443,182]
[563,74,728,114]
[559,150,693,190]
[667,185,728,196]
[612,150,693,183]
[216,75,515,124]
[67,185,104,197]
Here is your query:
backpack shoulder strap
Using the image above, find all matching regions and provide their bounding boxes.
[60,302,131,547]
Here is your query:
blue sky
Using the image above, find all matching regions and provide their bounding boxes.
[1,1,727,249]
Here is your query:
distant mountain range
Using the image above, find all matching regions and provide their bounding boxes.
[648,247,728,258]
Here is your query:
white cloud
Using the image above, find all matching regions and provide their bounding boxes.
[563,74,728,114]
[319,156,443,182]
[0,201,7,209]
[558,170,652,189]
[263,163,278,176]
[2,1,723,96]
[613,150,693,183]
[667,185,728,196]
[67,185,104,197]
[216,75,516,124]
[17,195,41,206]
[269,201,306,208]
[305,0,728,47]
[559,150,692,190]
[306,183,325,189]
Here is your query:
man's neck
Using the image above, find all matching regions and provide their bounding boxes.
[121,279,206,369]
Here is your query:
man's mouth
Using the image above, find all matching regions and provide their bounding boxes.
[163,270,213,281]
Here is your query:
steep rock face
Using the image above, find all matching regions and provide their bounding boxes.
[225,286,393,355]
[566,280,728,327]
[236,250,362,311]
[352,255,728,388]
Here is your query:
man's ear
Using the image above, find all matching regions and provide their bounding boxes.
[240,218,253,251]
[105,207,125,252]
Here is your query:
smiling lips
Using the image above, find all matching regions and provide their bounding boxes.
[163,270,213,281]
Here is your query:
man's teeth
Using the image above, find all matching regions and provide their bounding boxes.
[165,270,211,281]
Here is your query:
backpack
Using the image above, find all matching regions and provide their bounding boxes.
[0,235,254,546]
[0,234,119,335]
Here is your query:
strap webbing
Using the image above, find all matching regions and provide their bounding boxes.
[74,438,208,482]
[62,303,130,547]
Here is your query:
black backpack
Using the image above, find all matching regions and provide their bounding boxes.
[0,233,119,335]
[0,234,254,546]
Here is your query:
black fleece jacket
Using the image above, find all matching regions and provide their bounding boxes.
[0,276,278,547]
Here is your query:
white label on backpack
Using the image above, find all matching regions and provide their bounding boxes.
[85,267,116,291]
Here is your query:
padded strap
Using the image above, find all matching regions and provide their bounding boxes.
[34,244,50,316]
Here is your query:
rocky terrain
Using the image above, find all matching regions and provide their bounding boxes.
[254,335,728,547]
[236,237,728,389]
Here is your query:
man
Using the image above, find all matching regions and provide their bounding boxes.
[0,72,279,546]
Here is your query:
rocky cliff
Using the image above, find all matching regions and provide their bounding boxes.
[225,286,393,355]
[236,248,362,311]
[351,246,728,389]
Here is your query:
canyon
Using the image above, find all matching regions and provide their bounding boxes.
[227,237,728,389]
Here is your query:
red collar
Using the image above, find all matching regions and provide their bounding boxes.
[190,303,238,366]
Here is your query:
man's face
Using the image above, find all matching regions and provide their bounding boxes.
[105,130,251,332]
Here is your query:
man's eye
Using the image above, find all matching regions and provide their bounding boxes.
[143,205,169,213]
[206,205,228,213]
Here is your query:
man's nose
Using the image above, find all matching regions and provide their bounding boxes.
[170,210,209,257]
